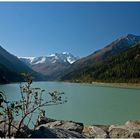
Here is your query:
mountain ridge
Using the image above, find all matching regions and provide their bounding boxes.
[61,34,140,82]
[64,34,140,71]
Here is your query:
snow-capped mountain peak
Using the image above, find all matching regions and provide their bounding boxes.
[117,34,140,45]
[19,52,79,65]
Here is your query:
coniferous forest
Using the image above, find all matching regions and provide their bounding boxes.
[61,43,140,83]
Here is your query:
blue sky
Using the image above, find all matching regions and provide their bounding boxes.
[0,2,140,57]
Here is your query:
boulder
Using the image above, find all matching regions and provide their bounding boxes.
[37,117,84,133]
[94,124,110,133]
[109,124,140,138]
[125,120,140,130]
[109,125,131,138]
[130,131,140,138]
[0,121,31,138]
[30,126,85,138]
[38,117,56,126]
[83,125,108,138]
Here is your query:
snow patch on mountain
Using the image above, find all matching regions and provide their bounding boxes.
[67,56,76,64]
[34,57,46,64]
[20,57,36,63]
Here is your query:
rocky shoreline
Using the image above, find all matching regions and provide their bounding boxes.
[1,117,140,138]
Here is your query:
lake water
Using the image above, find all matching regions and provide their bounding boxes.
[0,81,140,126]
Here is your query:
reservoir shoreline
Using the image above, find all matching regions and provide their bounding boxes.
[0,81,140,127]
[1,80,140,89]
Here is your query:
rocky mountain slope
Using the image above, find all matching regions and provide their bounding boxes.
[19,52,79,80]
[61,41,140,83]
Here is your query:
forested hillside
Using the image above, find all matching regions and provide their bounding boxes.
[0,45,46,84]
[61,43,140,83]
[0,64,24,83]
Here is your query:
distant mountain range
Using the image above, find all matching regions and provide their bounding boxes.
[19,52,79,80]
[61,34,140,83]
[19,52,78,65]
[0,34,140,84]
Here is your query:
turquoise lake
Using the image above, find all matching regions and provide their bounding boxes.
[0,81,140,127]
